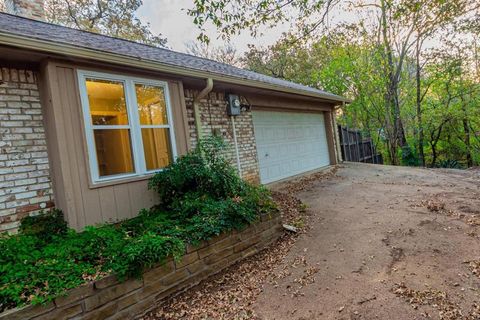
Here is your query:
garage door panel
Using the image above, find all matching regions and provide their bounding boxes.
[253,110,330,183]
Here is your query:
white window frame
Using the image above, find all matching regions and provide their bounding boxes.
[77,70,178,184]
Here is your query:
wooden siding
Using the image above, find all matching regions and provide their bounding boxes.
[40,60,190,230]
[324,111,338,165]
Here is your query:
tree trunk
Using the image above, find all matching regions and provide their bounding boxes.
[416,40,425,167]
[430,143,437,167]
[380,0,407,164]
[430,120,448,168]
[462,113,472,167]
[475,39,479,80]
[381,0,397,164]
[395,109,408,147]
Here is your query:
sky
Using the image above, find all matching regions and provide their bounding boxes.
[136,0,449,57]
[137,0,290,54]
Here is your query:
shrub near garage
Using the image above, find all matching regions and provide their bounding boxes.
[0,137,276,313]
[148,137,276,244]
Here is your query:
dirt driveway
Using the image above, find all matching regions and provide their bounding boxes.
[254,163,480,320]
[145,163,480,320]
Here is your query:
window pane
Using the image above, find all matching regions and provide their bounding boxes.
[86,79,129,125]
[94,129,134,177]
[141,128,172,170]
[135,84,168,125]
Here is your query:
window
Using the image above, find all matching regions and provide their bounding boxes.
[78,71,177,183]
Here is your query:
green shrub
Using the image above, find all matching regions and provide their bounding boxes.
[400,145,418,167]
[148,136,276,242]
[0,136,275,313]
[436,159,463,169]
[149,137,245,211]
[18,209,68,244]
[0,217,185,312]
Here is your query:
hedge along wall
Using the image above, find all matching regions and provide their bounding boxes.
[0,213,283,320]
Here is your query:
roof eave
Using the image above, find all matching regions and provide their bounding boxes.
[0,31,350,104]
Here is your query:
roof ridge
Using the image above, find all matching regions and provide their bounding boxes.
[0,12,347,102]
[0,13,265,75]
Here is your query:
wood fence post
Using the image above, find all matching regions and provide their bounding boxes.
[370,139,375,164]
[333,117,343,163]
[345,126,352,161]
[339,125,346,162]
[355,131,361,162]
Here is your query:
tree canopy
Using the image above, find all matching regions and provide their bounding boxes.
[188,0,335,43]
[186,41,241,66]
[45,0,167,47]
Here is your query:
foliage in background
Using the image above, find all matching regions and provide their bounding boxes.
[400,145,419,167]
[436,159,462,169]
[185,41,242,67]
[187,0,336,43]
[44,0,167,47]
[239,13,479,168]
[189,0,480,169]
[0,137,274,313]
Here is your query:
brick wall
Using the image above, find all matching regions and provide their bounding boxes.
[0,67,54,233]
[184,89,260,184]
[0,212,283,320]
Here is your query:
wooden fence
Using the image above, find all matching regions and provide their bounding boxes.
[338,126,383,164]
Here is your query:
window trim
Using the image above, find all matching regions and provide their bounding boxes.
[77,70,178,184]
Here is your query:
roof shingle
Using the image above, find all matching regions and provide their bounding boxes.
[0,13,346,102]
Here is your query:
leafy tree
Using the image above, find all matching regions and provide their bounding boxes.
[203,0,479,167]
[241,33,312,80]
[401,0,475,166]
[349,0,475,164]
[432,35,478,163]
[242,21,480,167]
[185,41,241,66]
[45,0,167,47]
[187,0,336,43]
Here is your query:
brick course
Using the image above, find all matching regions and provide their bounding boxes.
[0,67,54,233]
[0,212,283,320]
[184,89,260,184]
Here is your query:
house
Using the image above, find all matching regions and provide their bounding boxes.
[0,0,347,233]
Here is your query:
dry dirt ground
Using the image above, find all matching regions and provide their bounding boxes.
[255,163,480,320]
[145,163,480,320]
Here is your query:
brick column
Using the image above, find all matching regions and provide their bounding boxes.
[184,89,260,184]
[0,67,54,233]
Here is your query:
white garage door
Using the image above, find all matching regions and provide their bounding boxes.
[252,110,330,184]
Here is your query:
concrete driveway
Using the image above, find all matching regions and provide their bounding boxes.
[254,163,480,320]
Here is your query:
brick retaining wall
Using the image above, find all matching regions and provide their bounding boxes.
[0,212,282,320]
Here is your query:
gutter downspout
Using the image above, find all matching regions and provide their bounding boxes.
[193,78,213,141]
